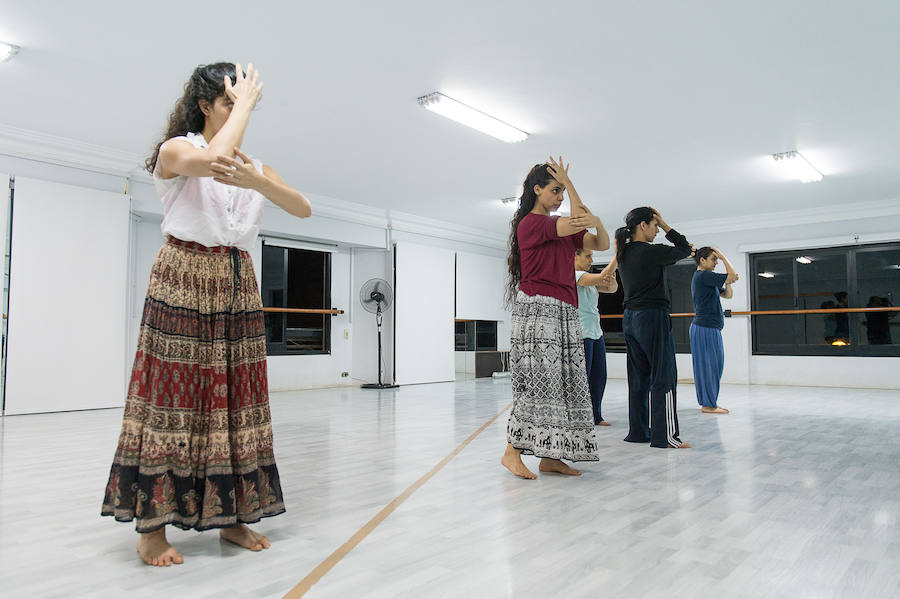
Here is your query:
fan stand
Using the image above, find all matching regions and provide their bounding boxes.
[361,305,398,389]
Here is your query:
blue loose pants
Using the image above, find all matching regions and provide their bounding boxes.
[689,323,724,408]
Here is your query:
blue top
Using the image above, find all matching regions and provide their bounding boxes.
[691,270,729,330]
[575,271,603,339]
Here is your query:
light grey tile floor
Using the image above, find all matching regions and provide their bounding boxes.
[0,379,898,598]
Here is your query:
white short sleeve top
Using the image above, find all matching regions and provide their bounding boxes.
[154,132,266,250]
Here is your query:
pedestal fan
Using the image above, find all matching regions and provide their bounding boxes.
[359,278,398,389]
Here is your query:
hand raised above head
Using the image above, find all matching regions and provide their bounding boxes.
[547,155,571,185]
[224,62,264,108]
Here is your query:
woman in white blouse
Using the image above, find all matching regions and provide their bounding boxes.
[102,62,310,567]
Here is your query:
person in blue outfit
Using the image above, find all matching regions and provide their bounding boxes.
[574,249,618,425]
[690,247,739,414]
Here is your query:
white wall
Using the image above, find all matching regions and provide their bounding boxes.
[455,250,512,353]
[5,177,130,414]
[393,241,456,385]
[0,173,8,410]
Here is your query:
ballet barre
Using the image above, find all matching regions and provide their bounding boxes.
[599,307,900,319]
[262,307,345,315]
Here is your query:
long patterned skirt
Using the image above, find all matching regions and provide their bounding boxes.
[507,291,599,461]
[101,237,285,532]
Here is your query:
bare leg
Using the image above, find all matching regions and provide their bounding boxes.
[501,443,537,479]
[538,458,582,476]
[220,523,271,551]
[137,528,184,567]
[701,406,729,414]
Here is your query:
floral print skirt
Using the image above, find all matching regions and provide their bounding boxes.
[101,237,285,532]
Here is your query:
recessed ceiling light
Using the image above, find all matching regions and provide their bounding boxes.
[758,272,776,278]
[772,151,823,183]
[0,42,19,63]
[796,256,813,264]
[418,92,528,143]
[0,41,19,63]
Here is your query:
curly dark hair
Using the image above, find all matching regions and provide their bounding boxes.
[145,62,237,173]
[504,163,554,308]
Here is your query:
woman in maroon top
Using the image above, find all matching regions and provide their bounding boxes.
[501,157,611,479]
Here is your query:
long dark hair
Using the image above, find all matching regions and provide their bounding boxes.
[505,163,554,308]
[614,206,655,264]
[145,62,237,173]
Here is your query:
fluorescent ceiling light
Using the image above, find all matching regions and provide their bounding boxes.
[0,42,19,62]
[418,92,528,143]
[772,151,823,183]
[758,272,776,278]
[500,196,518,206]
[796,256,813,264]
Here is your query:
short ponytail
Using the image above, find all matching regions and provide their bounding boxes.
[616,206,655,265]
[614,226,630,264]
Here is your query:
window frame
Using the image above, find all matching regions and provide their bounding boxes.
[262,242,333,356]
[750,242,900,357]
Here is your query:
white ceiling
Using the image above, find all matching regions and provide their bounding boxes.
[1,1,899,236]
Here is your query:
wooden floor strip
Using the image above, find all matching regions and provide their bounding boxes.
[282,400,514,599]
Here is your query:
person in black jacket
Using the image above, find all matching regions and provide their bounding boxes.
[614,207,693,448]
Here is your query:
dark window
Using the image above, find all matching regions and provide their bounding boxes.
[453,320,497,351]
[856,246,900,351]
[261,243,331,355]
[455,320,474,351]
[475,320,498,351]
[666,260,697,353]
[751,243,900,357]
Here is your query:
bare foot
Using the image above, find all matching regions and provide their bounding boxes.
[220,523,271,551]
[701,406,730,414]
[501,444,537,479]
[538,458,582,476]
[597,420,612,426]
[668,442,692,449]
[137,528,184,567]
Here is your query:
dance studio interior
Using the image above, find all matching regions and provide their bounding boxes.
[0,2,898,598]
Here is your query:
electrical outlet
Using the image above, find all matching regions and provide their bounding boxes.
[343,328,350,340]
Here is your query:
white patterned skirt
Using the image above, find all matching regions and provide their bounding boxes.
[507,291,599,461]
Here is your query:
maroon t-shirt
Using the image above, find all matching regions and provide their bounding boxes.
[517,212,587,306]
